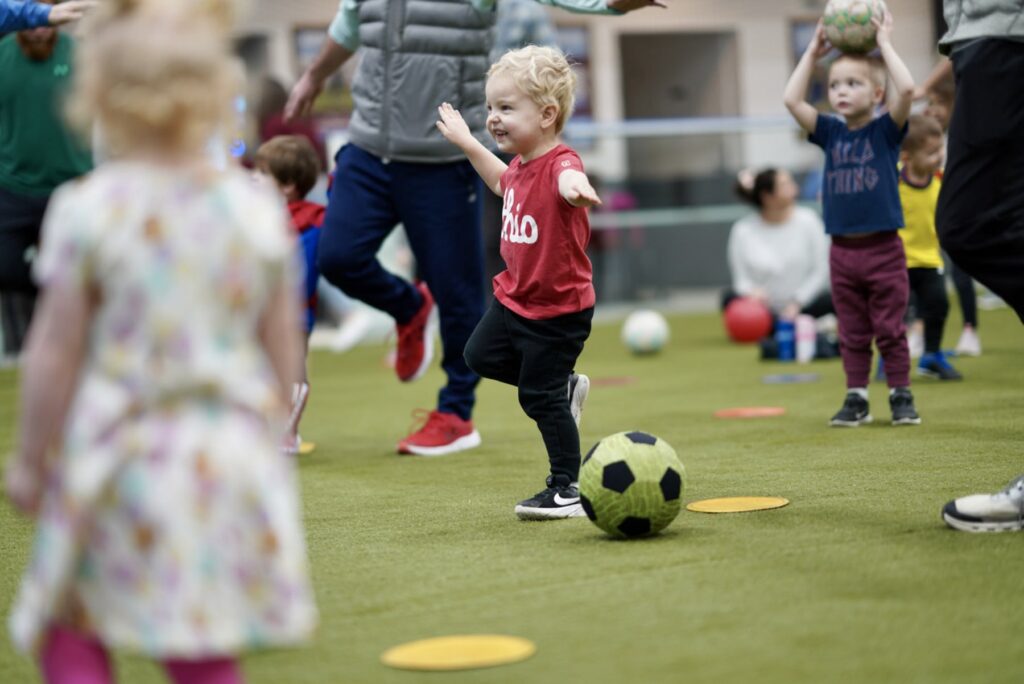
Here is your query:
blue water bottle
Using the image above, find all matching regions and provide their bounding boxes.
[775,319,796,362]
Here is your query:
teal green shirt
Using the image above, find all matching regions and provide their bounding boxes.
[0,33,92,197]
[328,0,618,50]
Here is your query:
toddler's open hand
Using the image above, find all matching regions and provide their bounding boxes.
[562,172,602,208]
[811,20,833,59]
[436,103,475,150]
[871,9,894,47]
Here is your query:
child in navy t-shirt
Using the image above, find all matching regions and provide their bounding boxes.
[784,12,922,427]
[436,45,600,520]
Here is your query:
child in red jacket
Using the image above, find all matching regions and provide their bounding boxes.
[255,135,323,454]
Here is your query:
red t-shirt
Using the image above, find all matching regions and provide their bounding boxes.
[493,144,595,320]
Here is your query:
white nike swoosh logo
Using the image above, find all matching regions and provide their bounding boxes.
[553,493,580,506]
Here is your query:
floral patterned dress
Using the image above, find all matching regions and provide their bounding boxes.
[9,162,317,656]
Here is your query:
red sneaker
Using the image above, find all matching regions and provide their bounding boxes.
[394,282,435,382]
[398,410,482,456]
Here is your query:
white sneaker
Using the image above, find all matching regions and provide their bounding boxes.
[955,325,982,357]
[942,475,1024,532]
[977,292,1006,311]
[568,373,590,429]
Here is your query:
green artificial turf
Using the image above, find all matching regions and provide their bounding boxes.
[1,308,1022,683]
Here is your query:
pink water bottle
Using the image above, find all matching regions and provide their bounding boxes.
[795,314,816,364]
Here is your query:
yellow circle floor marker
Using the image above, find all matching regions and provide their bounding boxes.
[298,441,317,456]
[713,406,786,419]
[686,496,790,513]
[381,635,536,671]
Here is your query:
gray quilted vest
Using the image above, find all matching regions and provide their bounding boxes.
[349,0,496,163]
[940,0,1024,53]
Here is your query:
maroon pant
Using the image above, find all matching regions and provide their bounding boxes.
[829,231,910,389]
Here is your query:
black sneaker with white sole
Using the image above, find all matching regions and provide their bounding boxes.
[515,480,585,520]
[829,392,872,427]
[568,373,590,429]
[889,387,921,425]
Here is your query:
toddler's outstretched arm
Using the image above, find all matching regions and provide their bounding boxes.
[5,284,95,516]
[558,169,602,208]
[784,21,831,134]
[873,11,915,127]
[436,103,507,196]
[258,280,305,412]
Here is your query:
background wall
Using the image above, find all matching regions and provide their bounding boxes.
[234,0,939,179]
[233,0,942,297]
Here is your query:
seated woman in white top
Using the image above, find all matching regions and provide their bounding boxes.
[722,168,832,323]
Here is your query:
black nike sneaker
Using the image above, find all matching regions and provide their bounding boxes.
[514,479,585,520]
[889,387,922,425]
[829,392,872,427]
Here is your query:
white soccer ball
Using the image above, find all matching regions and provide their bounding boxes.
[621,310,670,355]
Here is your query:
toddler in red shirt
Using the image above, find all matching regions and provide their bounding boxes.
[437,45,600,520]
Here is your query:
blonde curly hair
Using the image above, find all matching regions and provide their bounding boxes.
[488,45,577,134]
[69,0,241,158]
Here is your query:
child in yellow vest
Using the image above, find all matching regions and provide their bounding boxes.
[898,114,962,380]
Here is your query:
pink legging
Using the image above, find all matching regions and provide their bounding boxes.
[41,625,244,684]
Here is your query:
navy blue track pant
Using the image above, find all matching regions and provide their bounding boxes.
[317,144,484,420]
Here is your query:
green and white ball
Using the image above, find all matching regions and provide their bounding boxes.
[579,431,685,538]
[823,0,888,53]
[621,309,670,355]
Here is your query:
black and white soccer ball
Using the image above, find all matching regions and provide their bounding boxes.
[578,431,685,538]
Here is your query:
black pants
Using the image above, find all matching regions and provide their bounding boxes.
[464,300,592,487]
[937,39,1024,323]
[0,186,49,354]
[0,186,48,292]
[908,268,949,354]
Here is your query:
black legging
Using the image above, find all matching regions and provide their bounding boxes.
[908,268,949,354]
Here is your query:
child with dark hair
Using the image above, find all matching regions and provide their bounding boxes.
[725,167,831,323]
[254,134,324,454]
[898,114,962,380]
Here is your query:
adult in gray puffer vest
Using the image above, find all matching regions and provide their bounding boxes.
[935,0,1024,321]
[286,0,661,456]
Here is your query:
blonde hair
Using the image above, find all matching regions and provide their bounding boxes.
[69,0,241,158]
[830,53,887,90]
[488,45,577,134]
